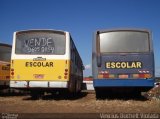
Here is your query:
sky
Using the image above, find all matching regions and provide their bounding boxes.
[0,0,160,77]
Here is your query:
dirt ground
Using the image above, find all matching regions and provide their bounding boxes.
[0,88,160,119]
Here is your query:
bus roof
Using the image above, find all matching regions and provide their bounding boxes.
[0,43,12,48]
[14,29,68,34]
[95,28,151,34]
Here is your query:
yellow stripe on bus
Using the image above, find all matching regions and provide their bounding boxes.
[11,59,70,81]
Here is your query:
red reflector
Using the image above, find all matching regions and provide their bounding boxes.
[11,72,14,76]
[139,74,145,78]
[64,76,67,79]
[6,76,10,79]
[64,73,68,75]
[11,69,14,71]
[103,74,109,78]
[65,69,68,72]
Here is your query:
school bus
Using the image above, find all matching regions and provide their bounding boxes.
[92,28,155,97]
[0,43,12,89]
[10,29,84,97]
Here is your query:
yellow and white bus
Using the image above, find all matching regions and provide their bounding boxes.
[0,43,12,89]
[10,29,84,96]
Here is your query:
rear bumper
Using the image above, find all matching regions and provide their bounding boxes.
[93,79,155,87]
[10,81,68,88]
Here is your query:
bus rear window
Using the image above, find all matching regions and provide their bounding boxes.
[99,31,150,53]
[15,31,66,55]
[0,46,11,62]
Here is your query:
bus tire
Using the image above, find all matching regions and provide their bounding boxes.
[68,79,76,93]
[95,88,101,99]
[75,79,81,93]
[30,90,43,99]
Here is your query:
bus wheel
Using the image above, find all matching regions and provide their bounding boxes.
[76,79,82,94]
[30,90,43,99]
[134,90,142,97]
[68,79,76,93]
[95,88,101,99]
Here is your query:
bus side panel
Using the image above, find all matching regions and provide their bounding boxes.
[68,53,83,93]
[67,37,84,93]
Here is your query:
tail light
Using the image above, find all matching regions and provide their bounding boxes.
[64,68,68,79]
[132,74,151,79]
[64,60,68,79]
[133,70,151,79]
[98,70,151,79]
[98,71,116,79]
[11,68,14,76]
[118,74,129,79]
[11,68,14,79]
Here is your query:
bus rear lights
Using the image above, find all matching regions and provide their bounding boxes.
[144,74,151,78]
[64,69,68,79]
[33,74,44,79]
[118,74,129,79]
[103,74,109,78]
[98,74,115,78]
[132,74,139,78]
[98,74,103,78]
[139,74,151,78]
[65,69,68,72]
[132,74,151,78]
[109,74,115,78]
[139,74,145,78]
[11,68,14,76]
[64,73,68,75]
[11,72,14,76]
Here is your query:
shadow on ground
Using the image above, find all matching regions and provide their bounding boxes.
[23,91,88,101]
[95,88,150,101]
[0,89,29,97]
[96,92,148,101]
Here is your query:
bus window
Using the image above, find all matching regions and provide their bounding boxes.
[99,31,150,53]
[0,44,11,62]
[15,31,66,55]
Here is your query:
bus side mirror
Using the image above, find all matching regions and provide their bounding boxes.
[97,54,101,67]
